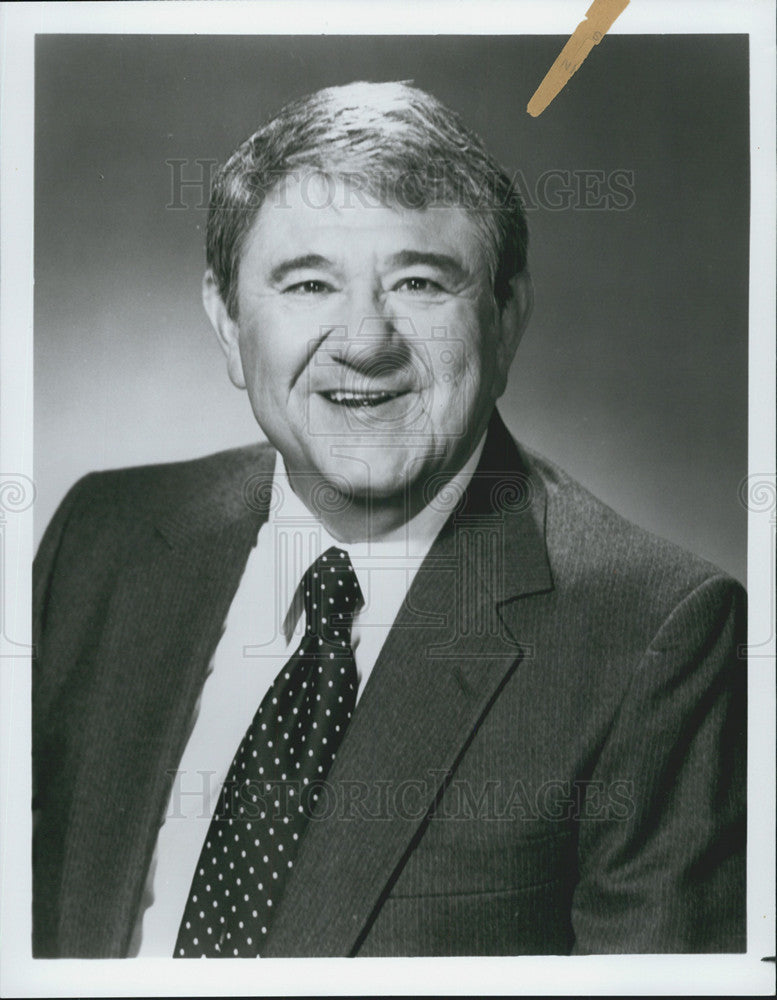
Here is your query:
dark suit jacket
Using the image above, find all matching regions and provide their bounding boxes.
[32,412,746,957]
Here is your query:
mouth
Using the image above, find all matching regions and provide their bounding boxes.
[319,388,412,408]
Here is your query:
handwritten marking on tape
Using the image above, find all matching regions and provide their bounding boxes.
[528,0,630,118]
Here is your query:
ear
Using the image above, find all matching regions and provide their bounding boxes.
[202,270,246,389]
[493,271,534,397]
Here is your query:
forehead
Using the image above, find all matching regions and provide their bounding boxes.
[241,174,490,271]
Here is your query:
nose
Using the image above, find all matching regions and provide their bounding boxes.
[345,278,394,344]
[328,280,411,376]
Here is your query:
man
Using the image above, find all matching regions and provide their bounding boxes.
[32,81,746,957]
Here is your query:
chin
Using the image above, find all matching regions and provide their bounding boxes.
[311,443,421,500]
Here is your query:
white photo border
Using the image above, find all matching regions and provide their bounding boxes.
[1,1,774,996]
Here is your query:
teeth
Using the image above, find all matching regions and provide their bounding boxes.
[323,389,403,407]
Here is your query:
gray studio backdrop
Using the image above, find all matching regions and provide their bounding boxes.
[34,34,749,583]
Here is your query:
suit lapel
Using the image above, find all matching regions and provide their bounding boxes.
[264,413,554,956]
[56,447,273,956]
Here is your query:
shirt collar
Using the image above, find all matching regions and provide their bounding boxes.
[267,434,487,637]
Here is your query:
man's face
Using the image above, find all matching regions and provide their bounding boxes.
[208,175,528,506]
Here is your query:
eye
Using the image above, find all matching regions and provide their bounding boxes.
[284,279,333,295]
[394,276,444,294]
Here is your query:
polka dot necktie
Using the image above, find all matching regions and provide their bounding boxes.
[174,546,363,957]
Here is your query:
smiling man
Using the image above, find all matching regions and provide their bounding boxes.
[206,167,529,537]
[33,81,746,958]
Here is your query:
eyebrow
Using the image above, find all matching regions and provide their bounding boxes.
[268,254,334,285]
[267,250,469,286]
[386,251,468,282]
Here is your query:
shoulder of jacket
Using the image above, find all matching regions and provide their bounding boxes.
[69,440,274,515]
[516,440,741,607]
[39,443,273,564]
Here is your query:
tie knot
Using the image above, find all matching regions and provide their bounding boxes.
[302,546,363,643]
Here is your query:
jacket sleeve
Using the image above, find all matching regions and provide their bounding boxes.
[33,474,95,649]
[570,574,747,953]
[33,474,100,813]
[32,474,98,955]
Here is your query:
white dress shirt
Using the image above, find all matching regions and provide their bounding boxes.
[133,436,485,956]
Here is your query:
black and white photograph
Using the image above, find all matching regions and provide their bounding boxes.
[0,1,774,996]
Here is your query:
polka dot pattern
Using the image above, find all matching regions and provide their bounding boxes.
[175,547,363,958]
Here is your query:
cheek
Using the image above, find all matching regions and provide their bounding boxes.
[237,314,297,393]
[431,311,494,396]
[237,330,261,378]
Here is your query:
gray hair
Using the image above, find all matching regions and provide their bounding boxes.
[206,81,528,318]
